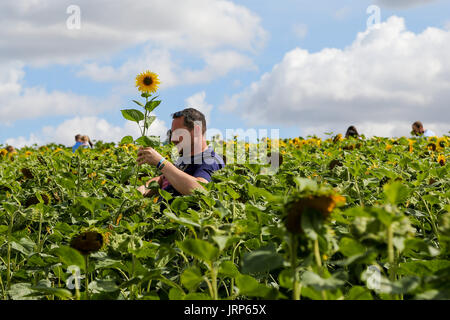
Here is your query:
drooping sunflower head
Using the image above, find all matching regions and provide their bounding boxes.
[284,194,346,234]
[437,154,446,166]
[70,230,105,255]
[136,70,160,93]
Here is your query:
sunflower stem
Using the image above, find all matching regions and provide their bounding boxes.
[84,255,90,300]
[291,234,300,300]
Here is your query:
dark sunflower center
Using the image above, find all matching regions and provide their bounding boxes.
[143,76,153,86]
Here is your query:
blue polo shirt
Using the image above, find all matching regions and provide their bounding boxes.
[72,141,83,153]
[162,147,225,197]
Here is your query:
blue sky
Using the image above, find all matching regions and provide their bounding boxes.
[1,0,449,147]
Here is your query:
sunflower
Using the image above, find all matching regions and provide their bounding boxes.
[333,134,343,143]
[386,144,393,151]
[0,149,7,157]
[285,194,345,234]
[136,70,160,93]
[70,230,104,255]
[427,143,437,152]
[436,137,447,150]
[437,154,446,166]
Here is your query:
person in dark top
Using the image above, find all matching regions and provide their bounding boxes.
[345,126,359,139]
[137,108,225,198]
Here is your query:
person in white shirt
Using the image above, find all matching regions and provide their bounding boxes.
[411,121,435,137]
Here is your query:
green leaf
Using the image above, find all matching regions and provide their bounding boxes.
[168,287,184,300]
[301,208,321,240]
[8,283,36,300]
[177,239,219,263]
[226,185,240,200]
[398,260,450,277]
[170,197,189,212]
[219,261,240,278]
[164,211,200,228]
[301,271,346,291]
[132,100,144,107]
[121,109,145,123]
[235,275,272,298]
[120,136,134,145]
[278,269,294,289]
[339,238,366,257]
[241,243,284,274]
[383,182,410,205]
[145,100,161,113]
[158,188,173,202]
[31,280,73,299]
[135,135,160,148]
[180,267,203,290]
[144,116,156,130]
[53,246,85,271]
[345,286,373,300]
[88,280,119,293]
[183,293,212,300]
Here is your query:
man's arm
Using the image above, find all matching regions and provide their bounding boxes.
[160,162,208,196]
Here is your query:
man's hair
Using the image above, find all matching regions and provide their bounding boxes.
[412,121,423,129]
[345,126,359,138]
[75,134,82,141]
[172,108,206,134]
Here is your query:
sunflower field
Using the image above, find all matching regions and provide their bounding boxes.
[0,135,449,300]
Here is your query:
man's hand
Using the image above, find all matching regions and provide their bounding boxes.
[137,184,149,196]
[137,147,163,167]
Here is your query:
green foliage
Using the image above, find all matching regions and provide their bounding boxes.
[0,135,448,300]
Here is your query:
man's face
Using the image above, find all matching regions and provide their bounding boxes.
[412,124,424,135]
[171,116,193,154]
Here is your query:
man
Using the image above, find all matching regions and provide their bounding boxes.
[411,121,436,138]
[72,134,83,153]
[137,108,225,197]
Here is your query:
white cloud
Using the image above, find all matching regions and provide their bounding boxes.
[292,23,308,39]
[0,0,266,124]
[0,0,266,66]
[375,0,436,8]
[5,116,168,148]
[0,63,120,124]
[222,16,450,137]
[185,91,213,124]
[77,49,257,89]
[445,21,450,30]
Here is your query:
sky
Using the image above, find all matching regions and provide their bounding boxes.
[1,0,449,148]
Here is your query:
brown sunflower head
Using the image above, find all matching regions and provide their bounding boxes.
[285,195,345,234]
[21,168,34,179]
[70,231,104,255]
[329,159,342,170]
[427,143,437,151]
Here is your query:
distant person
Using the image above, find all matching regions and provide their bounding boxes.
[6,145,16,153]
[80,135,93,149]
[345,126,359,139]
[411,121,435,138]
[72,134,83,153]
